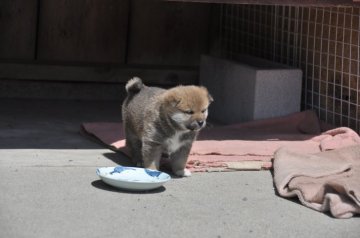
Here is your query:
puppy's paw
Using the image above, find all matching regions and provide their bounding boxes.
[174,168,192,177]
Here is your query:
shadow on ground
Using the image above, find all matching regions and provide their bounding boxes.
[91,180,166,194]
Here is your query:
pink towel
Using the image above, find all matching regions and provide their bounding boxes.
[81,110,360,172]
[273,145,360,218]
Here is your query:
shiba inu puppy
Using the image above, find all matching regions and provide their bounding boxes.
[122,77,213,177]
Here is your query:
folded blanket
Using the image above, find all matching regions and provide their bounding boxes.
[81,110,359,172]
[273,145,360,218]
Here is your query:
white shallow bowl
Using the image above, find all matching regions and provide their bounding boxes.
[96,166,171,191]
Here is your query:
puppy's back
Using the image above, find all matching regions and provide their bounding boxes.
[124,77,164,106]
[122,77,164,133]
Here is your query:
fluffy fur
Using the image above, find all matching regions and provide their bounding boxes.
[122,77,213,177]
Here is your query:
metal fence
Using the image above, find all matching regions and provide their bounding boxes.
[219,5,360,132]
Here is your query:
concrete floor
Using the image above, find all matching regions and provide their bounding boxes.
[0,99,359,238]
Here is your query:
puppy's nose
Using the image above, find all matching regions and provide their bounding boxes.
[197,120,204,127]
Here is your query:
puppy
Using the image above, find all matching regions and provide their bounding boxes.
[122,77,213,177]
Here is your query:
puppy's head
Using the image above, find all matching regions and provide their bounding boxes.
[162,85,213,131]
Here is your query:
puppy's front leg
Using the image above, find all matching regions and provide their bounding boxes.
[170,144,192,177]
[142,140,162,170]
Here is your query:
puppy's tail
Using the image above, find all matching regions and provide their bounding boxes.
[125,77,143,94]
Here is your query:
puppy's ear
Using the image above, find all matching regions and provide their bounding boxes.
[164,92,181,107]
[170,97,181,107]
[208,93,214,103]
[200,86,214,104]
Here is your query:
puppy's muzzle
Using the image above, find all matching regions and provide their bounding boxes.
[187,120,206,131]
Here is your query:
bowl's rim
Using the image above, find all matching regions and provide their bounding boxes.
[96,166,171,184]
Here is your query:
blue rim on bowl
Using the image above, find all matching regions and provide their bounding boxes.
[96,166,171,191]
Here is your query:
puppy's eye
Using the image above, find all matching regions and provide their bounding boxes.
[184,110,194,115]
[201,108,207,113]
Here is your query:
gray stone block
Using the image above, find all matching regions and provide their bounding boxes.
[200,55,302,124]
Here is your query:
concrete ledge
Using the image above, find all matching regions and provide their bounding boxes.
[0,79,126,101]
[0,63,198,100]
[0,63,198,86]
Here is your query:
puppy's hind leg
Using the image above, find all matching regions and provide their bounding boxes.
[170,144,192,177]
[142,140,162,171]
[125,129,143,167]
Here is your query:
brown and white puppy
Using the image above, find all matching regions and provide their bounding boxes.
[122,77,213,177]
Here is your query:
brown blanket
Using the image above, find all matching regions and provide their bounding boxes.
[81,110,360,172]
[273,145,360,218]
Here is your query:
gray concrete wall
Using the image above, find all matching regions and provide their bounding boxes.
[200,55,302,124]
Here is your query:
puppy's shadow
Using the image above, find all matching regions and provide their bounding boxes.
[96,152,178,193]
[102,151,134,166]
[91,180,166,194]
